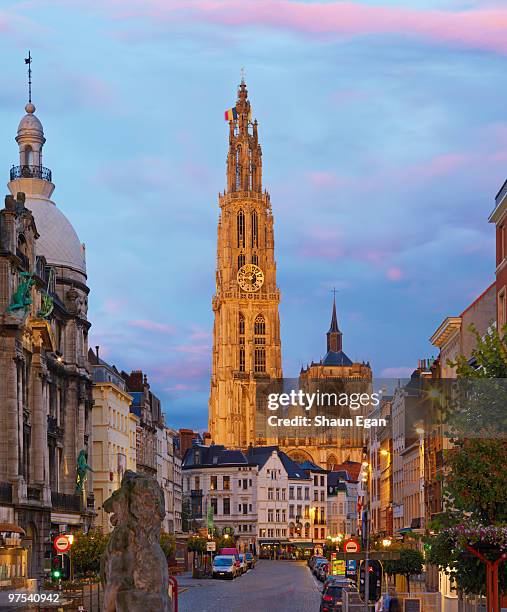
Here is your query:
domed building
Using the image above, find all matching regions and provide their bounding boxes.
[0,99,94,581]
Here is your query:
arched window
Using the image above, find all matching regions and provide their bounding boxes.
[251,211,258,247]
[327,454,338,471]
[254,314,266,373]
[235,146,242,190]
[239,313,245,372]
[254,314,266,336]
[251,253,258,266]
[24,146,33,167]
[238,253,245,270]
[237,210,245,248]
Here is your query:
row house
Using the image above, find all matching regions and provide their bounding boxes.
[327,467,360,540]
[182,445,258,552]
[89,349,137,532]
[183,444,330,556]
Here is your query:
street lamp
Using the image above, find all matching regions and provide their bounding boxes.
[382,538,392,548]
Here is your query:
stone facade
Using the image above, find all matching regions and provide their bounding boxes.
[209,80,283,448]
[0,101,94,580]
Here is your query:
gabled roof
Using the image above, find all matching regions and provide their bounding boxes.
[330,461,362,482]
[246,445,279,470]
[279,453,311,480]
[183,444,248,469]
[298,460,327,473]
[322,350,353,367]
[328,471,349,486]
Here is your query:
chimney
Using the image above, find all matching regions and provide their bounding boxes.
[95,345,100,362]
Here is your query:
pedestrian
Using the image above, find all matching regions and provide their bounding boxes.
[382,586,395,612]
[388,590,401,612]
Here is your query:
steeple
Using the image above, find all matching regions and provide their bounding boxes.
[226,79,262,194]
[326,294,343,353]
[9,54,53,198]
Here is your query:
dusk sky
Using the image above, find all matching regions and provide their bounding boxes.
[1,0,505,429]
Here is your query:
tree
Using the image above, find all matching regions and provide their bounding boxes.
[425,324,507,596]
[159,532,176,561]
[384,548,424,593]
[71,530,109,576]
[187,536,206,553]
[444,325,507,526]
[181,497,192,533]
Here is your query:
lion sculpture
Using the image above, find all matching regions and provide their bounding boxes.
[101,470,171,611]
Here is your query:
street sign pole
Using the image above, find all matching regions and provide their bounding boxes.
[364,510,369,612]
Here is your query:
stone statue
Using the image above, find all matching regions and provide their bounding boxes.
[101,470,170,612]
[7,272,35,312]
[75,449,93,493]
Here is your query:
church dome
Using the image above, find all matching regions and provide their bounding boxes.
[17,103,45,143]
[25,196,86,274]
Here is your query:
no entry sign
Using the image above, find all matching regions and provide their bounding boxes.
[343,538,361,554]
[53,535,71,553]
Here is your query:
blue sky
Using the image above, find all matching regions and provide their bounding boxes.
[0,0,506,430]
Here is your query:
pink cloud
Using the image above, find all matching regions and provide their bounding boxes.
[404,153,470,180]
[128,319,176,333]
[308,171,346,189]
[386,267,403,281]
[106,1,507,55]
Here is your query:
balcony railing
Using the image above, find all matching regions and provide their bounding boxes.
[51,491,81,513]
[0,482,13,504]
[10,165,52,182]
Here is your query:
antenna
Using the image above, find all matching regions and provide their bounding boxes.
[24,51,32,104]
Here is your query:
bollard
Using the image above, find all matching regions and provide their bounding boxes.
[168,576,179,612]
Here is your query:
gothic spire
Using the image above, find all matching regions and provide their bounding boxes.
[225,79,262,194]
[326,294,342,353]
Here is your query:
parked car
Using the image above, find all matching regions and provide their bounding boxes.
[238,553,247,574]
[212,555,239,580]
[313,558,329,576]
[309,555,325,569]
[245,552,256,569]
[316,562,329,581]
[320,581,350,612]
[323,577,355,590]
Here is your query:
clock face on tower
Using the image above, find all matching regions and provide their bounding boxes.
[237,264,264,292]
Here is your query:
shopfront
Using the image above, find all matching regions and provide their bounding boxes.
[287,540,314,560]
[258,539,290,559]
[0,524,27,588]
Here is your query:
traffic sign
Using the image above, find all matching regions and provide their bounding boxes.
[206,541,216,552]
[343,538,361,553]
[53,534,70,553]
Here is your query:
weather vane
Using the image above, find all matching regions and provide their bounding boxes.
[240,67,245,84]
[332,287,338,301]
[24,51,32,104]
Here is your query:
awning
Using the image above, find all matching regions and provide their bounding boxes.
[0,523,26,536]
[288,541,314,548]
[397,527,412,534]
[259,540,289,545]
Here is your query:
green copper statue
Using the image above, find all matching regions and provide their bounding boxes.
[37,291,54,319]
[76,450,93,493]
[7,272,35,312]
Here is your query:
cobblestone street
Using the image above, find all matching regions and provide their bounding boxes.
[179,560,322,612]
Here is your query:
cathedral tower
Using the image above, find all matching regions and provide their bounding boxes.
[209,79,282,448]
